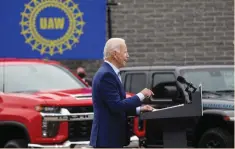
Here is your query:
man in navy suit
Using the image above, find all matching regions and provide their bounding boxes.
[90,38,154,148]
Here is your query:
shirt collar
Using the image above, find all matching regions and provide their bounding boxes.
[104,60,120,75]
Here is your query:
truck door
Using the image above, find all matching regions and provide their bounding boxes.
[122,71,149,95]
[121,71,149,139]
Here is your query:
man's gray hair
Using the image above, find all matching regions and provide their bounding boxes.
[103,38,125,59]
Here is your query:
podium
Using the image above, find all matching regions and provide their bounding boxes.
[140,78,203,148]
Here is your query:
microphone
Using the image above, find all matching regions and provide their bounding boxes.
[177,76,196,90]
[177,76,187,84]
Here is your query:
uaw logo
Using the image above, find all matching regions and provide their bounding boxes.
[20,0,85,56]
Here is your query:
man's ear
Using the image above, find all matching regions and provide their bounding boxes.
[111,51,117,58]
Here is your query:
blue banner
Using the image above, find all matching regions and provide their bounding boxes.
[0,0,106,59]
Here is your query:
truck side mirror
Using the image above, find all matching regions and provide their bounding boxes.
[151,81,184,103]
[164,85,177,98]
[163,85,185,104]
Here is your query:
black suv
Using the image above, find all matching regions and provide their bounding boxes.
[120,65,234,148]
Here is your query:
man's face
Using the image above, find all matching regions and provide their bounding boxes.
[114,43,129,68]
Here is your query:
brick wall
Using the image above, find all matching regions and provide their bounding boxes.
[60,0,234,77]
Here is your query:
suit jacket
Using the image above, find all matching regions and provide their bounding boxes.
[89,62,142,148]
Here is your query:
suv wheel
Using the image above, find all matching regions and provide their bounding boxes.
[4,139,28,148]
[198,127,233,148]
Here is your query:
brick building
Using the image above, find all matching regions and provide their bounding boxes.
[60,0,234,77]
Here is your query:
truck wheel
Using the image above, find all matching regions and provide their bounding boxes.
[4,139,28,148]
[198,128,233,148]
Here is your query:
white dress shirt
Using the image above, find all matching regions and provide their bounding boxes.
[104,60,144,114]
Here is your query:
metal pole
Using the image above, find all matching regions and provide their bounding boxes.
[107,6,112,39]
[107,1,121,39]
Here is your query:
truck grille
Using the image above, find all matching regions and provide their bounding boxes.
[66,106,135,141]
[66,106,93,141]
[66,106,93,113]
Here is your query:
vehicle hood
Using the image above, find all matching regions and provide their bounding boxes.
[2,88,93,107]
[202,96,234,110]
[33,88,93,106]
[34,89,135,106]
[2,88,136,107]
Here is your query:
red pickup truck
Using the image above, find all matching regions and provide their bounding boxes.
[0,58,141,148]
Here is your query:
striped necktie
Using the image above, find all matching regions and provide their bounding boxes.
[117,71,122,83]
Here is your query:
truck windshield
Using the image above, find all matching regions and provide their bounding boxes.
[180,67,234,96]
[0,63,87,93]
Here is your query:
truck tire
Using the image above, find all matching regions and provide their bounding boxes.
[4,139,28,148]
[198,127,233,148]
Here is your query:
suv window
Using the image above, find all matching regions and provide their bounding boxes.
[181,68,234,92]
[0,63,86,93]
[0,67,2,92]
[151,73,176,99]
[124,73,147,94]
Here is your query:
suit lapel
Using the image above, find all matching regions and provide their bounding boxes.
[103,62,126,98]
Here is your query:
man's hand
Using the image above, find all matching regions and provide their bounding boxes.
[140,105,154,112]
[140,88,154,102]
[140,88,154,98]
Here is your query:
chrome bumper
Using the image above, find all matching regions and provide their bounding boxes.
[125,136,140,148]
[32,108,139,148]
[228,117,234,121]
[28,136,139,148]
[28,141,90,148]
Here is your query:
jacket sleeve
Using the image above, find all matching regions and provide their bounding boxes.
[99,72,142,113]
[126,108,138,116]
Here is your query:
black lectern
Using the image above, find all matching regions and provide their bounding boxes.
[140,77,203,148]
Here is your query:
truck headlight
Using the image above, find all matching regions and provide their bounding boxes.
[42,121,60,138]
[35,106,61,113]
